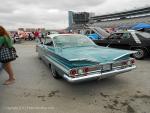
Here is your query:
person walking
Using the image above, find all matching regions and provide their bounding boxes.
[0,26,15,85]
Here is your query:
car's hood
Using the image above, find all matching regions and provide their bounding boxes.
[55,46,136,63]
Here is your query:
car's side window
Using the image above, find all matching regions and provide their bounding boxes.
[112,33,129,40]
[85,30,90,35]
[122,33,130,39]
[91,30,95,34]
[45,41,53,46]
[44,37,54,46]
[108,34,116,39]
[116,33,123,39]
[109,33,123,39]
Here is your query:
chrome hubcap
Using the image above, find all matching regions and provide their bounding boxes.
[134,49,144,58]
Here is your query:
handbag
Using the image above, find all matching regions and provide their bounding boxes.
[0,46,18,63]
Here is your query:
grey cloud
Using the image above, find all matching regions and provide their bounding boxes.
[5,0,105,10]
[0,0,105,29]
[0,0,150,29]
[0,1,17,13]
[0,7,67,29]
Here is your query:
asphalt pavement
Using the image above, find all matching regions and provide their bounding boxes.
[0,41,150,113]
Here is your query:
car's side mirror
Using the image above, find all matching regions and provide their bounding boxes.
[45,42,53,46]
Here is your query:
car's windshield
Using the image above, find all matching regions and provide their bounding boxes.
[53,35,96,48]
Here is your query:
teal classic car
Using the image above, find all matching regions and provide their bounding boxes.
[36,34,136,83]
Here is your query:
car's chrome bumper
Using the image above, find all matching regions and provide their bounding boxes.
[63,65,136,83]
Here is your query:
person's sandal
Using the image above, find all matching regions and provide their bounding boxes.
[3,79,15,85]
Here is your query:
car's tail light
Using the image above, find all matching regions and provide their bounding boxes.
[69,66,101,77]
[122,61,128,65]
[121,59,135,67]
[70,69,77,76]
[131,59,135,64]
[83,67,89,73]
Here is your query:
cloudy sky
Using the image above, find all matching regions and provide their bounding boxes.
[0,0,149,30]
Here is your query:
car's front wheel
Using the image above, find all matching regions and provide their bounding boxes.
[50,64,61,79]
[132,48,147,60]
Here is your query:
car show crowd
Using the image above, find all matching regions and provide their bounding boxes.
[10,31,46,43]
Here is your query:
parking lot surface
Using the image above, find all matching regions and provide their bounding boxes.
[0,41,150,113]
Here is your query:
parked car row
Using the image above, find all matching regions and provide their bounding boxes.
[80,26,150,59]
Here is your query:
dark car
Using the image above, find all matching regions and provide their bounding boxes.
[94,30,150,59]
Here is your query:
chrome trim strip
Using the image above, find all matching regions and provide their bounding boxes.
[44,55,69,74]
[113,53,136,61]
[63,65,136,83]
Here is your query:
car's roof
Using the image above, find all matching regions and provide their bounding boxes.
[48,33,86,39]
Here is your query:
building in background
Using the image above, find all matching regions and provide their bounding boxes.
[68,11,74,31]
[68,11,95,32]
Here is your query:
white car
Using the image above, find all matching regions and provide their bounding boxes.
[13,36,21,43]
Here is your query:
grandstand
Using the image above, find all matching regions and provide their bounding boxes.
[90,7,150,28]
